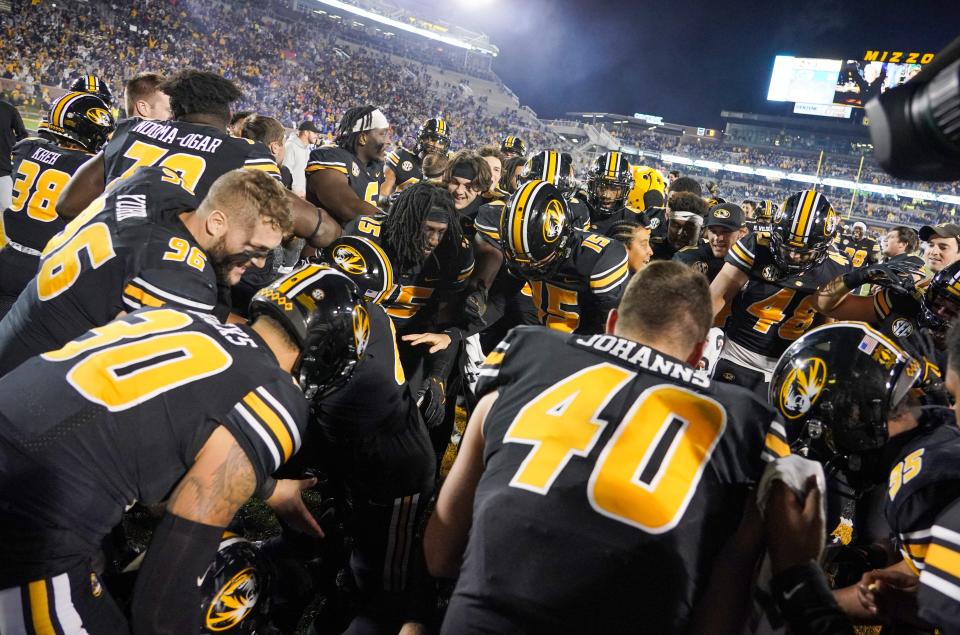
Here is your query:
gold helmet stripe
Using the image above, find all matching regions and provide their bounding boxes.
[606,152,620,179]
[87,75,97,92]
[437,118,446,136]
[543,151,558,184]
[510,180,545,258]
[51,91,89,128]
[790,190,819,246]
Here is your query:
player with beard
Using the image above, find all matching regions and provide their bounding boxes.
[641,177,709,261]
[346,183,473,440]
[381,117,450,198]
[710,190,850,395]
[585,151,640,236]
[674,203,747,282]
[839,221,881,269]
[0,168,290,377]
[55,71,338,248]
[307,105,390,223]
[0,92,115,319]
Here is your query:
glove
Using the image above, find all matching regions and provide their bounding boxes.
[417,376,446,429]
[464,286,489,327]
[842,261,919,295]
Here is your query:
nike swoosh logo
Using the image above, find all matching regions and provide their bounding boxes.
[197,573,207,587]
[782,582,805,600]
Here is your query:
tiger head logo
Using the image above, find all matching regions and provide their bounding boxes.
[779,357,828,420]
[352,304,370,359]
[542,198,566,244]
[85,107,112,127]
[204,568,259,632]
[333,244,367,276]
[824,209,840,237]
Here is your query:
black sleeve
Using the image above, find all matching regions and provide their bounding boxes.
[10,104,26,141]
[770,561,854,635]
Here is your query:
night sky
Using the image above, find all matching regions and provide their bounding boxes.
[433,0,958,128]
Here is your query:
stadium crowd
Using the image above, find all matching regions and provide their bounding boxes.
[3,1,960,634]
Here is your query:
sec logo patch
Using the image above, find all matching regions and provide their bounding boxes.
[401,160,413,172]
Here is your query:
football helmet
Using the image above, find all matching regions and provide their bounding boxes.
[70,74,114,105]
[519,150,576,194]
[45,91,115,153]
[199,535,273,634]
[769,190,839,275]
[415,117,451,156]
[627,166,666,211]
[499,180,575,279]
[500,136,527,159]
[249,264,368,400]
[755,199,776,222]
[322,235,397,305]
[770,322,921,456]
[587,151,633,216]
[920,260,960,335]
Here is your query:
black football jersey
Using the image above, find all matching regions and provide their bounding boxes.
[885,424,960,577]
[587,204,644,237]
[673,241,725,282]
[0,307,308,584]
[0,167,219,377]
[524,230,629,335]
[306,145,382,207]
[639,206,678,261]
[444,327,789,634]
[871,284,942,366]
[919,497,960,630]
[103,118,280,200]
[3,137,91,253]
[839,234,881,268]
[566,196,592,232]
[345,214,474,334]
[384,146,422,191]
[723,232,851,358]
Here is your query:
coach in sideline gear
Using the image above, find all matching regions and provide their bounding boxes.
[307,105,389,223]
[0,266,367,635]
[426,261,788,634]
[0,168,291,377]
[0,99,28,213]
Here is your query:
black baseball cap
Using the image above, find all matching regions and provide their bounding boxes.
[920,223,960,242]
[705,203,745,231]
[298,120,320,133]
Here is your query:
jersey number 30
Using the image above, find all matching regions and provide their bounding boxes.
[503,363,726,534]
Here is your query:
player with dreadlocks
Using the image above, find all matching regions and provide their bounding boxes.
[346,182,474,457]
[307,105,390,223]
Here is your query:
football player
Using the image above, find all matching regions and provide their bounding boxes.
[478,145,504,196]
[746,199,776,234]
[0,267,366,635]
[921,224,960,274]
[626,165,666,213]
[584,151,640,236]
[122,72,171,121]
[442,150,492,230]
[307,105,389,222]
[674,202,747,282]
[0,92,115,319]
[57,71,338,248]
[497,180,629,335]
[499,155,526,194]
[769,323,957,629]
[814,260,959,367]
[499,135,526,160]
[380,117,450,198]
[513,149,589,229]
[0,168,290,377]
[303,236,437,633]
[70,74,114,106]
[710,190,850,394]
[426,261,789,634]
[643,185,710,261]
[346,183,473,435]
[839,221,881,269]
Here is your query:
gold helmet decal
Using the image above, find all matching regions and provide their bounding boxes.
[86,107,112,126]
[542,197,565,244]
[779,357,828,420]
[205,568,259,632]
[333,244,367,276]
[353,303,370,359]
[824,208,840,236]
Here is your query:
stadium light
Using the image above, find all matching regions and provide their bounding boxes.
[785,173,820,185]
[311,0,496,55]
[660,154,693,166]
